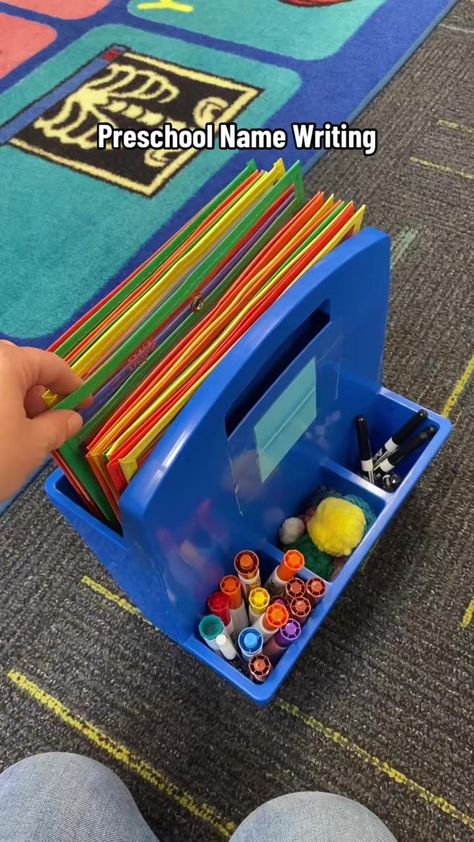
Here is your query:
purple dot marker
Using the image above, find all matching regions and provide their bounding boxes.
[275,619,301,647]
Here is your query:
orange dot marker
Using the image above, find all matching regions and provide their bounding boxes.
[249,654,273,683]
[285,577,306,600]
[265,549,305,594]
[234,550,261,595]
[289,595,312,625]
[305,577,327,607]
[220,574,243,609]
[220,573,248,634]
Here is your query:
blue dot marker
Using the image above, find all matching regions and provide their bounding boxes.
[238,627,263,661]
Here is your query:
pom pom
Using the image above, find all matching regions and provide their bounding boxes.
[344,495,376,533]
[279,517,305,545]
[307,497,366,557]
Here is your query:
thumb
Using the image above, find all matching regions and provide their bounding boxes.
[30,409,83,454]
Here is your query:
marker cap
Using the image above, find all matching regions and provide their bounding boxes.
[305,577,327,607]
[208,592,231,627]
[248,654,273,683]
[285,577,306,600]
[249,587,270,616]
[238,627,263,660]
[199,615,225,649]
[269,596,288,607]
[277,550,305,582]
[265,603,289,631]
[215,633,238,661]
[220,575,243,609]
[289,596,312,624]
[234,550,259,579]
[199,614,224,639]
[275,618,302,647]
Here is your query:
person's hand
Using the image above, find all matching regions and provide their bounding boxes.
[0,342,83,501]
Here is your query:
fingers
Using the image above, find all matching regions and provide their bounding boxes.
[24,384,51,418]
[30,409,83,455]
[23,346,84,396]
[1,343,83,399]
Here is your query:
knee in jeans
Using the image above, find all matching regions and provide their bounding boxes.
[4,752,121,792]
[231,792,397,842]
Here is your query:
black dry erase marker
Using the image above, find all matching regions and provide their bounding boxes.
[355,416,374,483]
[373,409,428,465]
[375,426,437,475]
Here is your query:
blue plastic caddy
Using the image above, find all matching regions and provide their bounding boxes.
[46,229,452,704]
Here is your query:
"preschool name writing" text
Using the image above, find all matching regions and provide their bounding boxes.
[97,121,378,156]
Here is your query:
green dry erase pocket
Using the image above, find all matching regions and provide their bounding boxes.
[54,161,258,359]
[57,161,304,414]
[71,164,290,377]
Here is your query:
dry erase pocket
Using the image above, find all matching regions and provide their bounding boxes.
[47,229,451,704]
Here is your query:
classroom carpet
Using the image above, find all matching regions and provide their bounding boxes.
[0,2,473,841]
[0,0,457,348]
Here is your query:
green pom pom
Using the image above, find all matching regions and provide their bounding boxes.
[305,549,334,580]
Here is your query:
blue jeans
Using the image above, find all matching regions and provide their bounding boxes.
[0,753,397,841]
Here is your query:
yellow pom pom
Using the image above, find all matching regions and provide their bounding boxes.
[307,497,366,557]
